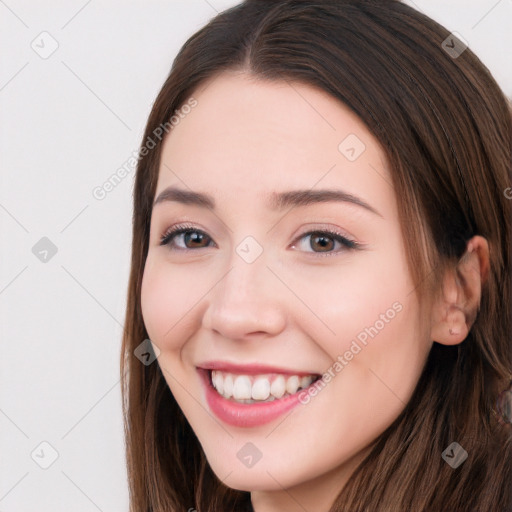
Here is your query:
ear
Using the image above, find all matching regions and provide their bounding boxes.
[430,235,490,345]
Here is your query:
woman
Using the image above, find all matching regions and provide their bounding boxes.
[120,1,512,510]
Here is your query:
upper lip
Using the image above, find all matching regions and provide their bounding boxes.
[197,360,321,376]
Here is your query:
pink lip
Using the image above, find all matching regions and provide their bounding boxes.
[197,367,319,428]
[197,360,317,377]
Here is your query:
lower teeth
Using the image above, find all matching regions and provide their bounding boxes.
[214,388,297,403]
[230,396,279,404]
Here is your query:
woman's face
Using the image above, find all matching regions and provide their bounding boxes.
[141,71,432,505]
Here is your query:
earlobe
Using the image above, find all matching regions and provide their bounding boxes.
[431,301,470,346]
[430,236,489,346]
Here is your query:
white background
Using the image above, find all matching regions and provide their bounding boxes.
[0,1,510,510]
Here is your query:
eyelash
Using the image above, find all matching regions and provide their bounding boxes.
[159,222,361,257]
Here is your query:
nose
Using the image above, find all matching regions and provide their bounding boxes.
[201,249,287,340]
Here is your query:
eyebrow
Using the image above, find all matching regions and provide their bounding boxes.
[152,185,382,217]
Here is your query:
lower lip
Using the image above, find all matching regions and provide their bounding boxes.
[198,369,310,428]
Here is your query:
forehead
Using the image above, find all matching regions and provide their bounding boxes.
[156,71,393,215]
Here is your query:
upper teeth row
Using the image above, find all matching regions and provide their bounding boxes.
[211,370,316,402]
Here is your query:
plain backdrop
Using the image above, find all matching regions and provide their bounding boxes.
[1,1,511,510]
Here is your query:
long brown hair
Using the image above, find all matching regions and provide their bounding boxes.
[120,1,512,510]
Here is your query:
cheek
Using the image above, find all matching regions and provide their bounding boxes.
[279,247,415,360]
[140,254,199,350]
[314,254,426,414]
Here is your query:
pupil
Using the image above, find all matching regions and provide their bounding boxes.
[312,234,333,252]
[186,231,204,247]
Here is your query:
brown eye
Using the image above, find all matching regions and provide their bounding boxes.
[291,230,359,256]
[160,226,214,250]
[310,233,335,252]
[182,231,210,248]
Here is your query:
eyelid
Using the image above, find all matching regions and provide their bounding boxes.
[289,226,361,255]
[291,223,358,243]
[159,222,214,248]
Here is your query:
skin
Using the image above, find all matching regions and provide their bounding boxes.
[140,71,489,512]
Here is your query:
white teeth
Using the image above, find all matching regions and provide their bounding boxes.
[233,375,252,400]
[300,375,313,389]
[210,370,317,403]
[213,371,224,395]
[270,375,286,399]
[223,374,234,398]
[286,375,300,395]
[252,377,270,400]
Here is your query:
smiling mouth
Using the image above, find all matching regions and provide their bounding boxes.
[208,369,322,404]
